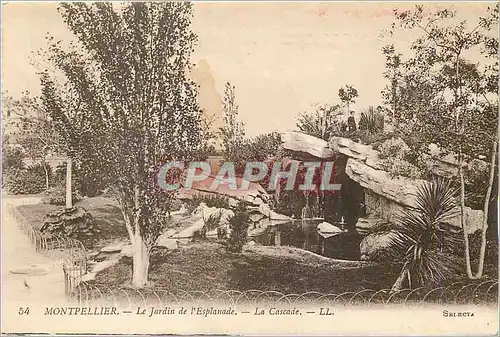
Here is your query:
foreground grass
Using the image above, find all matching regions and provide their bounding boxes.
[94,242,402,293]
[16,196,128,249]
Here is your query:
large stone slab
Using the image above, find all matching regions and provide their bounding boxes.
[345,158,425,207]
[281,131,333,159]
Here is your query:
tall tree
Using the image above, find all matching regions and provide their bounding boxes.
[381,45,402,126]
[40,3,205,287]
[219,82,246,162]
[389,5,498,279]
[338,85,359,117]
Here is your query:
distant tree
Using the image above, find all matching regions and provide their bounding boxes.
[2,91,57,190]
[338,85,359,117]
[296,103,343,141]
[219,82,246,162]
[40,2,205,287]
[381,45,402,125]
[1,133,25,172]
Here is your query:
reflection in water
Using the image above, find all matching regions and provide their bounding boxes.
[254,220,362,260]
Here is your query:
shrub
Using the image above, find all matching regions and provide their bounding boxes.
[199,210,223,239]
[225,203,251,253]
[40,207,100,247]
[378,137,410,160]
[4,164,51,195]
[378,138,423,179]
[358,106,384,135]
[187,193,231,213]
[41,186,83,205]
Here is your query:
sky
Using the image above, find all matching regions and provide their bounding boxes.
[1,2,494,137]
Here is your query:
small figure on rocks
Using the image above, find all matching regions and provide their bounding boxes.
[347,111,357,132]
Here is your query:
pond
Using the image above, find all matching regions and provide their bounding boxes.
[253,219,362,261]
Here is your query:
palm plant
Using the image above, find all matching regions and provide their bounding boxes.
[296,104,342,141]
[358,106,384,135]
[372,178,459,292]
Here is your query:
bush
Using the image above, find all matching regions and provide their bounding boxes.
[378,137,410,160]
[378,138,423,179]
[187,193,231,213]
[198,210,223,239]
[41,186,83,205]
[40,207,100,247]
[4,164,51,195]
[358,106,384,135]
[225,203,251,253]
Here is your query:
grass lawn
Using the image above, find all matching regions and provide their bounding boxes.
[94,242,402,293]
[16,196,128,249]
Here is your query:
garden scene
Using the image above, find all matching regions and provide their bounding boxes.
[2,3,498,306]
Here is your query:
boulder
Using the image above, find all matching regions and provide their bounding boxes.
[317,221,342,233]
[156,238,179,250]
[445,207,483,235]
[355,217,386,235]
[281,131,333,159]
[329,137,374,161]
[360,231,398,261]
[177,175,270,205]
[100,243,124,254]
[317,222,343,239]
[345,158,425,207]
[258,203,292,221]
[119,244,133,258]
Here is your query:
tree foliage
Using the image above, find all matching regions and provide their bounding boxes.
[40,2,205,286]
[219,82,246,162]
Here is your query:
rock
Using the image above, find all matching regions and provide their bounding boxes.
[228,198,239,208]
[249,213,265,223]
[247,240,256,246]
[258,203,292,221]
[360,231,398,261]
[345,158,425,207]
[156,238,178,250]
[92,259,119,274]
[177,175,270,204]
[100,243,124,253]
[317,222,342,233]
[329,137,373,160]
[445,207,484,235]
[355,217,386,235]
[281,131,333,159]
[119,244,133,258]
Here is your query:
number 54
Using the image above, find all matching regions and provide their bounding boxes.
[18,307,30,315]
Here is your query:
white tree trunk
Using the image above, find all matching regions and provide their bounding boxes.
[66,158,72,209]
[131,231,150,287]
[475,136,497,278]
[458,152,474,279]
[43,162,50,191]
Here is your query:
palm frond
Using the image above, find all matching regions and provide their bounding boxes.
[373,177,458,288]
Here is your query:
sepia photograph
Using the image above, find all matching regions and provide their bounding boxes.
[1,1,498,335]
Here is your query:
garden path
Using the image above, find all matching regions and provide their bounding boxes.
[2,195,68,326]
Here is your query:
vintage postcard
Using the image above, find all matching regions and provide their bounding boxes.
[1,1,498,335]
